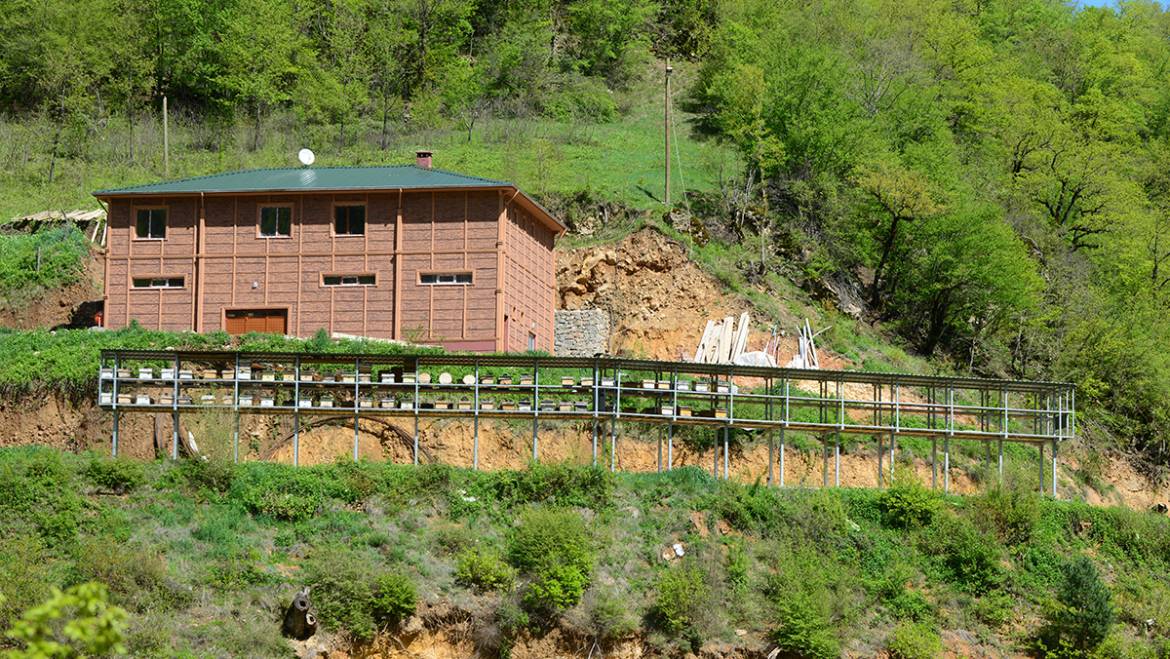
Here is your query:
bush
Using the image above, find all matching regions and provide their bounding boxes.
[581,586,638,642]
[972,485,1040,546]
[650,565,709,635]
[524,563,592,613]
[507,508,594,615]
[507,507,593,574]
[878,481,939,529]
[490,463,614,510]
[887,620,943,659]
[920,515,1003,594]
[83,456,146,494]
[3,582,128,657]
[770,590,840,659]
[173,458,236,495]
[371,573,417,626]
[232,465,358,522]
[455,548,515,592]
[1039,556,1114,656]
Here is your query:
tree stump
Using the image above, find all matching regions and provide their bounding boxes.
[281,587,317,640]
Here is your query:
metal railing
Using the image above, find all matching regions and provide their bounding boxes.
[98,350,1074,494]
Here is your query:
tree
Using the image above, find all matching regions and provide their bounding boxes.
[858,160,943,308]
[1039,556,1114,656]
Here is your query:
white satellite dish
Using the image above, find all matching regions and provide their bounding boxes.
[297,148,316,166]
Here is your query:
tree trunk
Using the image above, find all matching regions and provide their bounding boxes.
[920,288,952,356]
[870,215,902,308]
[281,587,317,640]
[47,121,63,184]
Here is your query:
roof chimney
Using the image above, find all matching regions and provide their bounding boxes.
[415,150,433,169]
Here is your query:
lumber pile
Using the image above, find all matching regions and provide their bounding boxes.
[692,313,776,367]
[784,319,821,369]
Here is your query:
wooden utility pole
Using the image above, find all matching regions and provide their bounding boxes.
[163,95,170,178]
[664,59,673,207]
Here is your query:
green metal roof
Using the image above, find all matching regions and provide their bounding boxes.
[94,166,511,196]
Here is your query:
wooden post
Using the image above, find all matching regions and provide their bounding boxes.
[162,95,169,177]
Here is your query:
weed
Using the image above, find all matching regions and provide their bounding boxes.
[455,548,516,592]
[887,620,943,659]
[650,564,708,636]
[371,573,417,626]
[82,455,146,494]
[878,481,939,530]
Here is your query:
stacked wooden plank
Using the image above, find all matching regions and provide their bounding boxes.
[693,313,752,364]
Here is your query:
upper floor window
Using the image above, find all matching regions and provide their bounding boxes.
[323,274,376,287]
[135,208,166,239]
[132,277,184,289]
[420,272,472,285]
[259,206,291,237]
[334,204,365,236]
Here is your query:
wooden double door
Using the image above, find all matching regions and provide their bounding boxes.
[224,308,287,335]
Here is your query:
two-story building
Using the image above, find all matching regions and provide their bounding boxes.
[94,152,565,352]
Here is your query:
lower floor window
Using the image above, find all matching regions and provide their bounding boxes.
[420,272,472,285]
[323,274,376,286]
[132,277,184,289]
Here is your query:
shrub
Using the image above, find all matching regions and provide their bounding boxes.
[3,582,128,657]
[1039,556,1114,656]
[972,485,1040,546]
[524,563,592,613]
[770,590,840,659]
[83,456,146,494]
[173,458,236,495]
[651,565,709,635]
[507,508,594,614]
[725,538,749,592]
[455,548,515,592]
[371,573,417,626]
[582,586,638,642]
[920,515,1002,594]
[507,507,593,574]
[490,463,614,510]
[231,465,357,522]
[878,481,939,530]
[304,547,380,640]
[887,620,943,659]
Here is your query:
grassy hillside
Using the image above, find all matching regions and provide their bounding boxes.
[1,447,1167,657]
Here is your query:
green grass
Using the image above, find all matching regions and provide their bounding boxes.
[0,63,736,221]
[0,225,92,309]
[1,447,1168,657]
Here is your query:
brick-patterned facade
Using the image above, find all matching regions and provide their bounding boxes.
[98,169,563,353]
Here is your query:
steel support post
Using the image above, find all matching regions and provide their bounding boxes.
[592,362,600,466]
[293,356,301,467]
[822,436,829,488]
[889,432,896,483]
[768,431,775,486]
[610,418,617,473]
[657,426,663,474]
[778,427,786,487]
[233,410,240,464]
[931,437,938,490]
[532,362,539,462]
[878,434,884,487]
[834,432,840,487]
[112,409,119,457]
[171,354,180,460]
[353,358,360,462]
[1052,439,1058,498]
[723,426,730,480]
[413,360,420,466]
[1038,442,1045,495]
[997,440,1004,482]
[473,363,480,471]
[233,354,241,463]
[943,436,950,493]
[667,424,673,471]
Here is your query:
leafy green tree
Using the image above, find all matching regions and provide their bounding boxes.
[2,582,128,658]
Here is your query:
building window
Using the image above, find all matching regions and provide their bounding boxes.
[323,274,376,287]
[259,206,291,237]
[135,208,166,239]
[420,272,472,285]
[528,332,536,351]
[334,205,365,236]
[132,277,184,289]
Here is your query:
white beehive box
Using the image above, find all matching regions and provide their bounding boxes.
[237,367,252,380]
[138,367,154,380]
[135,393,152,405]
